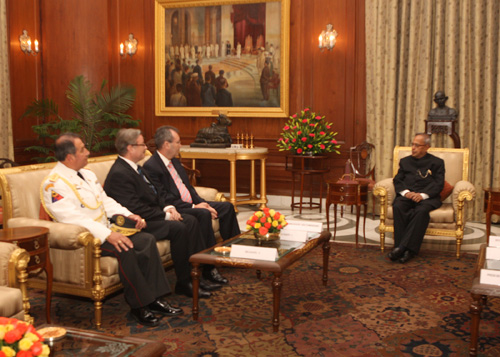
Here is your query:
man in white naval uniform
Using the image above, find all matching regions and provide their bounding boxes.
[41,133,183,327]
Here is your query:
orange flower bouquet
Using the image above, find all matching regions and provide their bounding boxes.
[0,318,50,357]
[246,208,287,237]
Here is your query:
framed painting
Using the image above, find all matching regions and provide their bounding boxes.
[154,0,290,117]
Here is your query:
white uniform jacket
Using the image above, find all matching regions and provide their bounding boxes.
[41,162,133,243]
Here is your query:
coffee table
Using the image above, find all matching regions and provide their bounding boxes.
[189,231,332,332]
[36,325,166,356]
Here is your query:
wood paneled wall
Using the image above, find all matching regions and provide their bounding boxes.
[7,0,365,197]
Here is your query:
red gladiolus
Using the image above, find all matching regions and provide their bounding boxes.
[284,138,289,143]
[283,125,290,130]
[302,119,307,123]
[297,130,302,135]
[320,131,325,135]
[288,145,291,150]
[304,108,310,112]
[320,144,325,149]
[315,115,321,119]
[326,125,331,129]
[309,133,315,137]
[307,144,313,149]
[301,137,307,142]
[293,125,297,129]
[297,148,303,154]
[331,139,337,144]
[292,138,296,142]
[259,226,269,235]
[292,114,297,118]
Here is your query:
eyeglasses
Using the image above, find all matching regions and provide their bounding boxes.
[411,143,426,147]
[131,143,147,147]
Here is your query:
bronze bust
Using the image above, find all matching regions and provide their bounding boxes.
[427,91,458,122]
[190,114,233,148]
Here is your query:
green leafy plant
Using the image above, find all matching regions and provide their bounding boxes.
[276,107,341,155]
[21,75,139,162]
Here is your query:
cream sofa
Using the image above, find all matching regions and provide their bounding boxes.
[373,147,475,259]
[0,242,32,323]
[0,153,223,328]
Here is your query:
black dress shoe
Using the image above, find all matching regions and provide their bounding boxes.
[387,247,405,261]
[203,267,229,284]
[130,307,160,327]
[149,298,184,316]
[399,250,416,264]
[175,282,211,299]
[200,279,222,291]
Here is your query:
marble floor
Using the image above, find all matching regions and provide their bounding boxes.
[235,195,500,255]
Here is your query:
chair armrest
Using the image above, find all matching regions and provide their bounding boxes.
[374,178,396,202]
[7,217,91,250]
[195,186,226,202]
[452,180,475,213]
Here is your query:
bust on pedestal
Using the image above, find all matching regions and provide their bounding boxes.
[425,91,460,148]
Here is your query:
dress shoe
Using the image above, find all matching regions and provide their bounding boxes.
[387,247,405,261]
[175,282,211,299]
[200,278,222,291]
[203,266,229,284]
[130,307,160,327]
[398,250,416,264]
[148,298,184,316]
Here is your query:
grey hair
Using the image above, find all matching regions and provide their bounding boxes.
[115,128,142,156]
[415,133,431,146]
[154,125,179,149]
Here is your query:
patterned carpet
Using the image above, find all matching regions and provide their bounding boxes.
[30,242,500,356]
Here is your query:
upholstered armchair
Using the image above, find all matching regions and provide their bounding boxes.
[373,147,475,258]
[0,242,32,323]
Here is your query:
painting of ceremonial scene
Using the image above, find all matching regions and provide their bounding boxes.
[155,0,290,117]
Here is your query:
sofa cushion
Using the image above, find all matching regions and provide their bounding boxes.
[0,286,23,318]
[440,181,454,201]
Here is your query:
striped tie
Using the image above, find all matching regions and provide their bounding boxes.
[167,162,192,203]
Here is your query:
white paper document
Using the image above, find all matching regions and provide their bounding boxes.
[230,244,278,261]
[281,220,322,242]
[489,236,500,248]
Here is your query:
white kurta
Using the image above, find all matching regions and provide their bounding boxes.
[41,162,132,243]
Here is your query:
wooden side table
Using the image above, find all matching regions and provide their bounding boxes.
[484,188,500,244]
[325,180,368,247]
[285,155,330,214]
[0,226,52,323]
[469,243,500,356]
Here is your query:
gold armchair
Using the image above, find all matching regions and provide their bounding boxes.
[0,242,31,324]
[373,147,475,258]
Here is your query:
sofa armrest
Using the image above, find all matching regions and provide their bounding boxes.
[195,186,226,202]
[7,217,91,250]
[374,178,396,203]
[452,180,475,221]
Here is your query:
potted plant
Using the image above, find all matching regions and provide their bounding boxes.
[21,75,139,162]
[276,107,340,156]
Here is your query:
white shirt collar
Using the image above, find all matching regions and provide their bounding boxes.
[157,151,172,168]
[119,156,139,172]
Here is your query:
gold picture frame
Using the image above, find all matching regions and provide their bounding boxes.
[155,0,290,117]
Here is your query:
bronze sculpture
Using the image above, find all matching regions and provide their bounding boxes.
[190,114,233,148]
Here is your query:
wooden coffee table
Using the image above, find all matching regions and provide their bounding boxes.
[36,325,166,356]
[189,231,332,332]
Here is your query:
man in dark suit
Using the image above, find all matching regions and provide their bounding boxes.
[143,125,241,284]
[103,128,222,299]
[388,133,445,263]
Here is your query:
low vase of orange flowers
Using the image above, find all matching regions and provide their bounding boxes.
[246,208,287,241]
[0,317,50,357]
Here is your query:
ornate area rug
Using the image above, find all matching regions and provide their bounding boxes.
[29,243,500,356]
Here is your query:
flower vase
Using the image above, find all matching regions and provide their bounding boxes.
[254,231,281,243]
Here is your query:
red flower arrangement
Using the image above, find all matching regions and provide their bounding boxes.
[246,208,287,236]
[0,318,50,357]
[277,107,341,155]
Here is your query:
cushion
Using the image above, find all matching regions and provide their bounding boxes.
[440,180,454,201]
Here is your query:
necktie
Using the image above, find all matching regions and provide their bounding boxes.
[77,172,86,181]
[167,162,192,203]
[137,166,157,194]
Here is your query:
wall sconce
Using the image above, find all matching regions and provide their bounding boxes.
[120,33,138,57]
[318,24,338,51]
[19,29,39,55]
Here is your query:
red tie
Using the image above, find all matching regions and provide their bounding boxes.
[167,162,192,203]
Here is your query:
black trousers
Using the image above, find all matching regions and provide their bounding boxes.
[101,232,170,309]
[179,201,241,243]
[393,196,438,254]
[144,214,204,284]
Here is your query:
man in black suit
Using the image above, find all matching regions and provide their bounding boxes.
[388,133,445,263]
[103,128,222,299]
[143,125,241,284]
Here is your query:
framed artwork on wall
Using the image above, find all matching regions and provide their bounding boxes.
[154,0,290,117]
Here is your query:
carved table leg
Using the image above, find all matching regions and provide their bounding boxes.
[191,263,200,320]
[469,293,484,356]
[322,239,330,286]
[272,273,283,332]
